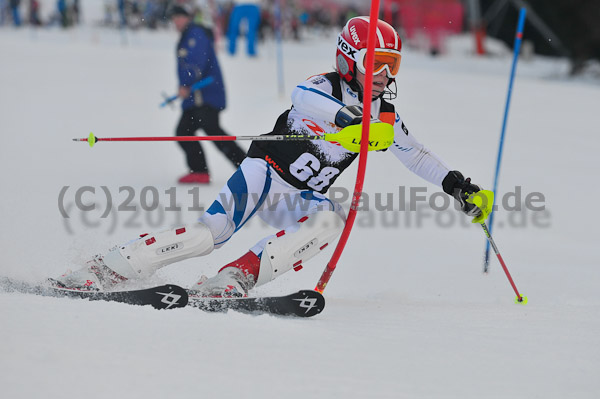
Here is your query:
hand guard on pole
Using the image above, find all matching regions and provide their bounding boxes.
[442,170,483,218]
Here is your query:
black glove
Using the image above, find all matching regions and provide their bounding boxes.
[442,171,483,217]
[335,105,363,128]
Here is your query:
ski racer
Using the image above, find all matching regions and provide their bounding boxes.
[51,17,484,297]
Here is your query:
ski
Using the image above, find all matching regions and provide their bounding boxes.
[1,277,324,316]
[0,277,188,310]
[186,289,325,317]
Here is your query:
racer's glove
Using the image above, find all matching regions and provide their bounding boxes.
[335,105,364,128]
[442,171,483,218]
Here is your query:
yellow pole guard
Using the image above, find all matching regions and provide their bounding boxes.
[467,189,495,224]
[325,122,395,153]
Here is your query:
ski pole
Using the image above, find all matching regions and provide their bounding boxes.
[468,191,527,304]
[159,76,215,108]
[479,222,527,303]
[484,7,527,273]
[74,123,395,153]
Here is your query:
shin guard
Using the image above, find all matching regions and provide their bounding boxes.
[255,211,344,287]
[104,223,215,279]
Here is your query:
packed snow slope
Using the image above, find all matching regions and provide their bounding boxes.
[1,23,599,399]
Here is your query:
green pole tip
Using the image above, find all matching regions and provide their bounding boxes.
[88,132,96,148]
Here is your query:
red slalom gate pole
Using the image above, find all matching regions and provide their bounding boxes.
[315,1,380,293]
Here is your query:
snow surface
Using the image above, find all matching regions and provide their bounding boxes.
[1,21,599,399]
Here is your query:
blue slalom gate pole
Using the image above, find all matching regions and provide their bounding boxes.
[484,7,527,273]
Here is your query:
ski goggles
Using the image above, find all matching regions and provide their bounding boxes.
[356,48,402,78]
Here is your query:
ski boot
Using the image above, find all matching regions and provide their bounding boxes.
[48,254,128,292]
[190,251,260,298]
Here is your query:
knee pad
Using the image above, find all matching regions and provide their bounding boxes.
[199,208,236,249]
[103,222,215,279]
[255,211,344,287]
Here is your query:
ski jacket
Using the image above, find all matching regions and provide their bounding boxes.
[247,72,451,193]
[177,23,226,110]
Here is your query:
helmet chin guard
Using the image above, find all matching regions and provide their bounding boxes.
[382,79,398,100]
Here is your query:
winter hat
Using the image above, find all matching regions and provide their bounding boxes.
[169,5,192,18]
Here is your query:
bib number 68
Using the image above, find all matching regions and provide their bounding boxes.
[290,153,340,191]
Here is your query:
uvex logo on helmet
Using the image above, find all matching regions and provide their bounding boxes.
[337,36,357,59]
[349,25,360,45]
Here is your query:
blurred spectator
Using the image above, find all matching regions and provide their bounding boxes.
[72,0,79,24]
[286,2,300,41]
[10,0,21,26]
[28,0,41,25]
[57,0,67,27]
[102,0,114,25]
[118,0,126,27]
[169,5,246,184]
[227,0,261,56]
[258,4,272,40]
[1,0,7,25]
[143,0,160,29]
[0,0,381,42]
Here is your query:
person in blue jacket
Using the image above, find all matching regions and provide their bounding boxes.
[9,0,21,26]
[171,5,246,184]
[227,1,261,56]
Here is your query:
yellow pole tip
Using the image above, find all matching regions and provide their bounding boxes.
[515,295,528,305]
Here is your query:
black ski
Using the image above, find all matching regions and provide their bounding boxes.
[0,277,188,310]
[1,277,324,316]
[186,289,325,317]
